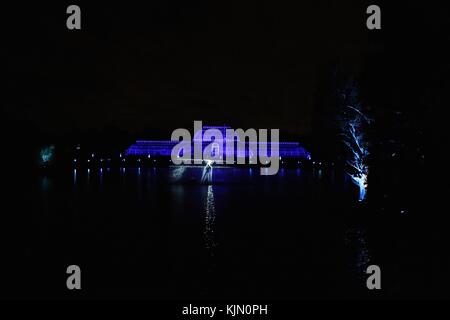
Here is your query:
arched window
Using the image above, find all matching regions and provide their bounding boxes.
[211,143,220,157]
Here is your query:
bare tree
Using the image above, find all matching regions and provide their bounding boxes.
[338,81,372,202]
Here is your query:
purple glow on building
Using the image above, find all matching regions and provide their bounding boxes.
[125,126,311,160]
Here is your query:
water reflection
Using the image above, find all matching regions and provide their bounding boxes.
[41,176,52,193]
[204,185,217,256]
[317,169,323,179]
[40,176,52,213]
[137,168,142,201]
[38,166,392,297]
[345,227,371,278]
[201,162,213,183]
[121,167,126,185]
[171,166,186,181]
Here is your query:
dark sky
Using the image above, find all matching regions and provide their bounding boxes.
[6,1,438,136]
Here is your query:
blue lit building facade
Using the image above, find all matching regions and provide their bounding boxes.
[125,126,311,163]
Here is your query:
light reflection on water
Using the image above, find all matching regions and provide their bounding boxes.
[33,166,394,297]
[345,227,371,277]
[201,164,213,183]
[204,185,217,257]
[171,166,186,181]
[41,176,52,193]
[318,169,323,179]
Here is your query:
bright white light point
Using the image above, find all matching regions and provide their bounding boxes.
[205,160,214,168]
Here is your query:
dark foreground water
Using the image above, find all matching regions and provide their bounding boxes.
[1,166,445,299]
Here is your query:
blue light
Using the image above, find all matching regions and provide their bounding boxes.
[39,145,55,165]
[349,173,368,202]
[171,166,186,181]
[201,160,214,183]
[124,125,311,160]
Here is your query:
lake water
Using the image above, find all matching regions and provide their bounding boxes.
[1,166,439,299]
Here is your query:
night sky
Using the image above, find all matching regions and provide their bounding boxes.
[4,2,445,137]
[5,1,380,135]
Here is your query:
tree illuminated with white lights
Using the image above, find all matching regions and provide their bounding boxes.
[338,81,372,202]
